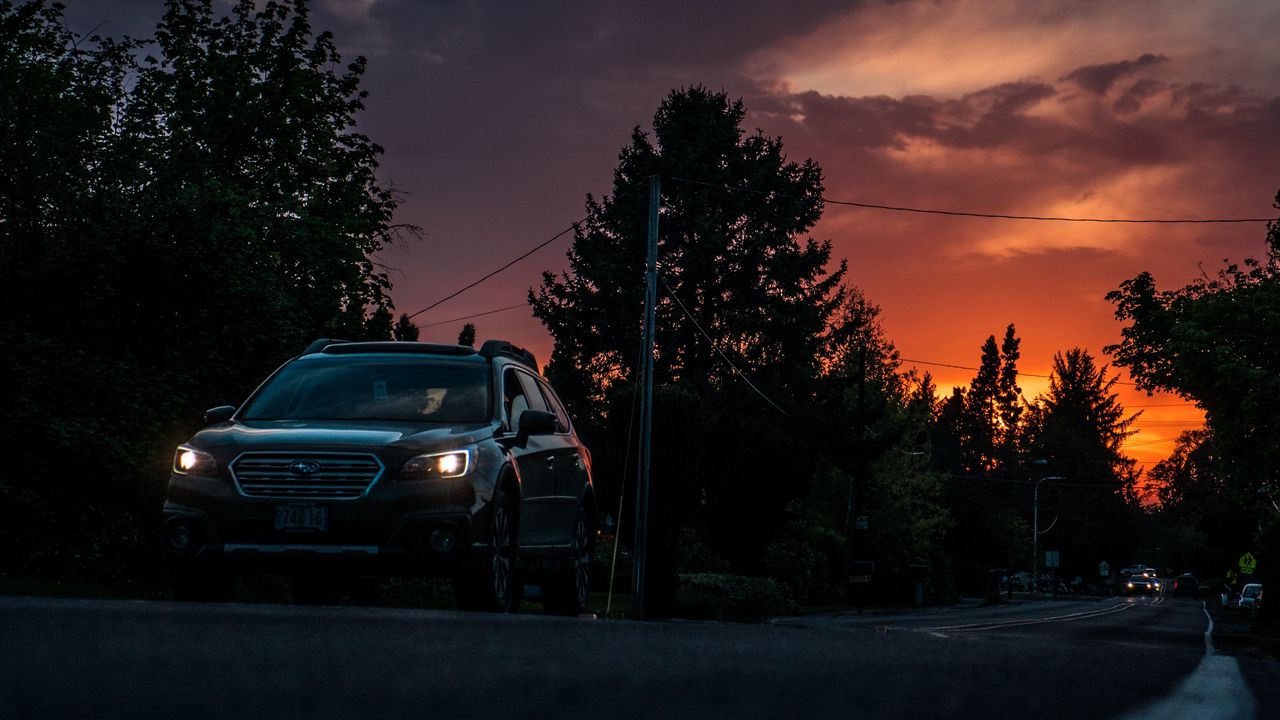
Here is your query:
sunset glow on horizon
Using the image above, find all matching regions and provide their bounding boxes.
[68,0,1279,481]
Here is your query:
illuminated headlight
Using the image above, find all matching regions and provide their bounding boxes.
[173,445,216,476]
[400,449,473,480]
[1127,583,1134,589]
[1153,582,1161,589]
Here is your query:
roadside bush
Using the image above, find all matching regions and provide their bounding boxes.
[676,572,797,622]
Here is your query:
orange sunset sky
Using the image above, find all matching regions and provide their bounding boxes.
[70,1,1280,480]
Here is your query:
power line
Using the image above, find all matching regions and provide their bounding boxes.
[417,303,528,329]
[899,357,1138,386]
[668,176,1273,224]
[403,220,582,322]
[659,276,791,418]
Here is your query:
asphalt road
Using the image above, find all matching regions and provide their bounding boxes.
[2,592,1276,719]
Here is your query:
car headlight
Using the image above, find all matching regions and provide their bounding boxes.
[1127,583,1134,589]
[400,449,473,480]
[173,445,217,476]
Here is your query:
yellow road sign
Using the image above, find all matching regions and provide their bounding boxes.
[1239,551,1257,575]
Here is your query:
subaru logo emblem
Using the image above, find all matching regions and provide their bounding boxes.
[289,460,322,475]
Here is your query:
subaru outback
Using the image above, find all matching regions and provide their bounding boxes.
[162,339,595,614]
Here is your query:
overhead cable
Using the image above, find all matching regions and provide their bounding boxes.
[404,219,582,321]
[418,303,528,329]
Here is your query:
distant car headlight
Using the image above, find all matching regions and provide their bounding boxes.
[1127,583,1134,589]
[400,449,473,480]
[173,445,217,476]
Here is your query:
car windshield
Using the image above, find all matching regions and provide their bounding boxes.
[240,356,490,423]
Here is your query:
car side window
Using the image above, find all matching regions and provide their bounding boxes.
[503,368,548,432]
[502,368,527,433]
[536,379,571,434]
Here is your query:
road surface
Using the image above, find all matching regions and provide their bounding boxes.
[2,592,1275,719]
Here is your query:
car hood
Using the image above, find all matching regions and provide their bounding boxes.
[190,420,497,453]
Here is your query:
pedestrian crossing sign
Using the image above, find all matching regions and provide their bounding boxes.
[1239,551,1257,575]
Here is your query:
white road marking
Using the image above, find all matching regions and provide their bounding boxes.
[1118,603,1256,720]
[917,602,1132,633]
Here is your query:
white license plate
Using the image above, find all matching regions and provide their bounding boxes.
[274,504,329,532]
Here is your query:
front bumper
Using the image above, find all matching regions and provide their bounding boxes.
[161,470,489,576]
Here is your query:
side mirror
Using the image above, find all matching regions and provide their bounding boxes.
[204,405,236,425]
[515,409,557,447]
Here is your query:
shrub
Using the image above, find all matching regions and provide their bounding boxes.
[676,572,797,622]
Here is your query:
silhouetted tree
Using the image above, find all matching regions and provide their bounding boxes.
[1021,348,1140,578]
[0,0,413,580]
[457,323,477,347]
[393,313,420,341]
[530,87,847,601]
[1107,191,1279,603]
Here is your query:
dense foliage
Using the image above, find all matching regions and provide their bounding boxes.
[0,0,412,579]
[1107,191,1280,605]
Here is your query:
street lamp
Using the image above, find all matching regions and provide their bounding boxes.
[1033,475,1066,590]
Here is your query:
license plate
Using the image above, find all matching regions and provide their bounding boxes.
[274,504,329,532]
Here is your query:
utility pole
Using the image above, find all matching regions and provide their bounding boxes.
[631,174,659,620]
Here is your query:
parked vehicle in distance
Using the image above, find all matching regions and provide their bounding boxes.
[1239,583,1264,609]
[1172,574,1199,598]
[161,339,596,615]
[1126,575,1156,595]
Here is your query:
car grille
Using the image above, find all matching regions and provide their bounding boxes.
[230,453,383,499]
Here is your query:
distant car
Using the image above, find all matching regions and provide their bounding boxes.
[1126,575,1156,595]
[1172,574,1199,598]
[1141,568,1159,579]
[1120,564,1148,577]
[1239,583,1263,609]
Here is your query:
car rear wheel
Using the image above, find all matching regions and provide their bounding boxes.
[456,485,520,612]
[542,505,593,616]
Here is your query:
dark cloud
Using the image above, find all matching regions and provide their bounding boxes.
[1114,78,1167,114]
[1062,53,1168,94]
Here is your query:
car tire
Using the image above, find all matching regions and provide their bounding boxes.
[456,484,520,613]
[541,504,593,616]
[169,563,233,602]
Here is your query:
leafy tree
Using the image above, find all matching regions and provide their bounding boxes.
[1149,430,1252,575]
[0,0,412,580]
[1107,191,1280,594]
[1106,195,1279,502]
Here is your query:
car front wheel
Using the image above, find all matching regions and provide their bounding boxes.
[456,485,520,612]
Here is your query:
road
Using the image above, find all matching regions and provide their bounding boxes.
[2,592,1275,719]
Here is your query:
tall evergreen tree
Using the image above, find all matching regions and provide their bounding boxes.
[530,87,848,580]
[531,86,846,412]
[1022,348,1139,579]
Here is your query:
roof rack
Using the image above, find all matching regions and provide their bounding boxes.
[478,339,538,370]
[302,338,352,355]
[301,339,476,357]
